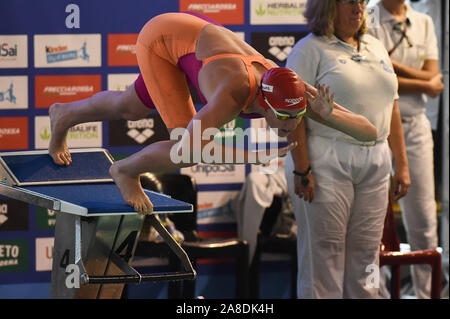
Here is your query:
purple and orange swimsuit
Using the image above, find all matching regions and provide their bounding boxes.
[134,12,272,128]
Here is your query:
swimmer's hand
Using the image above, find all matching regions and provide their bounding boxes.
[252,141,297,165]
[305,84,335,120]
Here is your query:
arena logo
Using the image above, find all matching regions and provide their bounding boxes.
[127,119,155,144]
[0,204,8,227]
[268,36,295,62]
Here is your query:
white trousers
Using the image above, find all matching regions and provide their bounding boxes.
[285,136,392,298]
[399,113,438,298]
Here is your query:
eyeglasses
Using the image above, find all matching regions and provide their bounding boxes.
[338,0,369,6]
[260,87,307,120]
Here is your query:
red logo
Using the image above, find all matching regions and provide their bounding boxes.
[180,0,244,25]
[108,34,139,66]
[0,117,28,150]
[35,75,102,108]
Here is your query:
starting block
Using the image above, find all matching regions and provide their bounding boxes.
[0,148,196,299]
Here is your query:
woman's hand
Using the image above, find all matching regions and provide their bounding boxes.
[305,84,335,120]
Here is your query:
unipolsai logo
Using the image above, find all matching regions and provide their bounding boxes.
[127,119,155,144]
[0,42,18,59]
[268,36,295,62]
[45,41,90,64]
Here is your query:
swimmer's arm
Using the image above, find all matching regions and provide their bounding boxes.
[176,91,295,165]
[304,82,378,142]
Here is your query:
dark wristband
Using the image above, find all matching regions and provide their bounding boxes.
[293,166,311,177]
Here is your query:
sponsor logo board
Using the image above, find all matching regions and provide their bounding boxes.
[197,191,239,224]
[0,35,28,68]
[180,0,244,24]
[34,34,101,68]
[34,116,102,149]
[108,34,138,66]
[181,163,245,184]
[36,207,57,230]
[0,239,29,272]
[35,74,101,108]
[250,0,307,25]
[35,238,54,272]
[107,73,139,91]
[109,115,169,146]
[0,76,27,109]
[0,117,28,151]
[250,31,308,63]
[0,199,29,232]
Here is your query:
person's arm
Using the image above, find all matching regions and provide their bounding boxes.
[393,59,444,97]
[396,73,444,97]
[392,59,439,80]
[304,83,378,142]
[287,120,314,202]
[387,100,410,200]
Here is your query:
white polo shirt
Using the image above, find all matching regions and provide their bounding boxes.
[286,33,399,142]
[368,3,439,117]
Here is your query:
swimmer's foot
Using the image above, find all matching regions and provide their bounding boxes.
[110,162,154,215]
[49,103,72,166]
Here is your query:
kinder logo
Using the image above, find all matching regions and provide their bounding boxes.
[35,75,101,108]
[250,0,307,25]
[180,0,244,24]
[0,117,28,150]
[108,34,138,66]
[34,34,101,68]
[0,76,28,110]
[127,119,155,144]
[35,238,54,272]
[0,35,27,68]
[34,116,102,149]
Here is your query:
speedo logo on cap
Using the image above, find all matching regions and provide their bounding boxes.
[285,97,303,106]
[262,83,273,92]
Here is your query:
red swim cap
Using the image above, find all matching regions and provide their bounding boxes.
[258,67,307,111]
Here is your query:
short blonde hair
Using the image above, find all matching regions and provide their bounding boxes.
[304,0,368,38]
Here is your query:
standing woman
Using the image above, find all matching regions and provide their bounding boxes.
[285,0,410,298]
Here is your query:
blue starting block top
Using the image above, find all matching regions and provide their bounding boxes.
[23,183,192,216]
[0,148,193,216]
[0,149,113,185]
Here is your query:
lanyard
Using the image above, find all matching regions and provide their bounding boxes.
[388,18,412,56]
